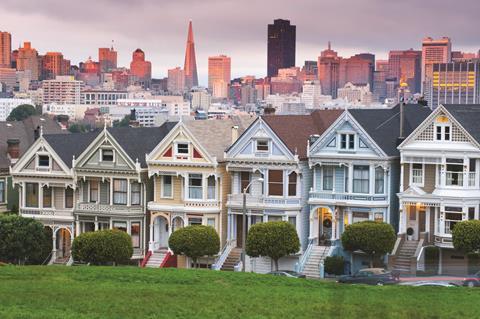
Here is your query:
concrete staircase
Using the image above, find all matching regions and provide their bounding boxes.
[221,248,242,271]
[52,256,70,265]
[145,250,168,268]
[393,240,418,274]
[302,245,330,278]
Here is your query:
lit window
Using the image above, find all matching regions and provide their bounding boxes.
[256,140,269,152]
[101,149,114,162]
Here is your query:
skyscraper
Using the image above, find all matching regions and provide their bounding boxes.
[421,37,451,93]
[99,46,117,73]
[208,55,231,98]
[130,48,152,88]
[17,42,40,81]
[339,53,375,88]
[388,49,422,93]
[317,42,340,98]
[0,31,12,68]
[41,52,70,80]
[267,19,296,77]
[183,21,198,90]
[167,67,185,95]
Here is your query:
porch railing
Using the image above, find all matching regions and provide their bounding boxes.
[20,208,72,217]
[212,239,236,271]
[227,194,301,206]
[296,237,316,273]
[75,202,143,214]
[309,191,387,202]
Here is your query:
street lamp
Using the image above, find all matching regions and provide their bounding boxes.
[242,177,264,272]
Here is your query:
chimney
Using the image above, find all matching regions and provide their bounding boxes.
[231,125,239,144]
[309,134,320,146]
[7,139,20,162]
[399,101,405,139]
[264,107,276,115]
[129,108,140,127]
[34,126,40,140]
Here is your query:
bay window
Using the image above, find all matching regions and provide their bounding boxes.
[162,175,172,198]
[288,172,297,196]
[113,179,127,205]
[26,183,39,207]
[374,167,384,194]
[268,170,283,196]
[131,182,141,205]
[43,186,52,208]
[322,166,334,191]
[90,180,99,202]
[131,222,141,248]
[65,187,73,208]
[188,174,203,199]
[207,176,216,200]
[353,165,369,194]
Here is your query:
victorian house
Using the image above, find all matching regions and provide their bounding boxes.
[394,104,480,275]
[221,111,342,273]
[303,104,430,276]
[144,118,254,268]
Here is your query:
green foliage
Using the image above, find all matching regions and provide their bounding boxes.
[72,229,133,265]
[68,123,90,133]
[6,104,37,121]
[452,220,480,253]
[341,221,396,267]
[246,221,300,270]
[169,225,220,267]
[324,255,345,275]
[113,115,131,127]
[0,215,51,264]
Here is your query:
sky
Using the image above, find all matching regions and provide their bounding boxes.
[0,0,478,86]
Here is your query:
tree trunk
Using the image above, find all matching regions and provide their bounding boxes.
[369,254,374,268]
[274,258,279,271]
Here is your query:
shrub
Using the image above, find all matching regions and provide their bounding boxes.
[169,225,220,268]
[341,221,396,267]
[72,229,133,265]
[324,256,344,275]
[246,221,300,271]
[0,215,51,265]
[6,104,37,121]
[452,220,480,253]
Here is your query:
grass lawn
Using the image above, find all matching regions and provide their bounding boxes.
[0,266,479,319]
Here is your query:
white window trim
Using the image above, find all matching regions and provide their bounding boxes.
[322,166,335,191]
[410,163,425,187]
[255,139,270,153]
[100,148,115,162]
[434,124,452,142]
[0,178,6,204]
[174,141,190,157]
[161,175,174,199]
[338,132,356,151]
[36,153,52,170]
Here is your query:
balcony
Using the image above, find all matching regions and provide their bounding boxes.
[20,208,73,220]
[75,202,143,215]
[309,191,387,202]
[147,199,221,213]
[227,194,301,209]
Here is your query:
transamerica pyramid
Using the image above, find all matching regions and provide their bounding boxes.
[183,20,198,90]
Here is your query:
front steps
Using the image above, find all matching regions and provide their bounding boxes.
[221,248,242,271]
[392,240,418,273]
[302,245,330,278]
[145,250,168,268]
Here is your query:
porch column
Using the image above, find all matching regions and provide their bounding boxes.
[39,183,43,209]
[75,217,80,236]
[109,177,113,206]
[94,216,98,231]
[348,164,353,193]
[438,248,443,275]
[127,178,131,206]
[52,228,57,260]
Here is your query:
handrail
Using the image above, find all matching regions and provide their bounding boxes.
[140,251,152,268]
[160,251,172,268]
[298,238,315,273]
[42,251,53,265]
[391,235,404,256]
[212,239,236,270]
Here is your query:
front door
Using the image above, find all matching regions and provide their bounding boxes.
[318,207,332,244]
[236,214,244,248]
[154,216,169,250]
[56,228,71,258]
[407,206,419,240]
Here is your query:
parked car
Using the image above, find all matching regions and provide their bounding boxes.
[400,281,458,287]
[267,270,306,278]
[337,268,399,286]
[462,271,480,287]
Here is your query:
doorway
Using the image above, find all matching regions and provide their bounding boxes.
[318,207,332,244]
[153,216,169,250]
[56,228,71,258]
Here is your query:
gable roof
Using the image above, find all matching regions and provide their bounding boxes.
[262,109,343,159]
[44,131,101,168]
[442,104,480,144]
[0,116,67,171]
[184,116,255,162]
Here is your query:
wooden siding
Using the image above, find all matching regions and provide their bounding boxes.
[403,163,410,189]
[54,187,64,209]
[423,164,436,193]
[154,175,183,204]
[218,164,230,247]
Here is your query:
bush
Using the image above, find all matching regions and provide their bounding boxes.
[72,229,133,265]
[324,256,344,275]
[6,104,37,121]
[0,215,51,265]
[452,220,480,253]
[341,221,396,267]
[246,221,300,271]
[169,225,220,268]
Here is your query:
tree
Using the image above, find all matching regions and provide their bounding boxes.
[71,229,133,265]
[6,104,37,121]
[168,225,220,268]
[452,220,480,253]
[113,115,131,127]
[246,221,300,271]
[341,221,396,267]
[0,215,51,265]
[68,123,89,133]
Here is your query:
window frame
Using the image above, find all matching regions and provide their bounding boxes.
[113,179,128,205]
[240,171,251,194]
[37,154,51,168]
[188,174,203,200]
[374,167,385,194]
[161,175,173,198]
[131,182,141,205]
[322,166,334,191]
[130,221,141,248]
[352,165,369,194]
[288,172,297,197]
[339,133,355,151]
[175,142,189,156]
[435,124,452,141]
[256,139,269,153]
[100,148,114,162]
[89,180,99,203]
[25,183,39,208]
[42,186,52,208]
[207,175,216,200]
[65,187,74,208]
[268,170,284,197]
[410,163,424,186]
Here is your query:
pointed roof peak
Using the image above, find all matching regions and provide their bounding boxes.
[187,20,194,43]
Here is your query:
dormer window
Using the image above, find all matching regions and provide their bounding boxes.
[340,133,355,150]
[176,143,189,154]
[435,115,451,141]
[101,149,114,162]
[38,155,50,167]
[256,140,269,152]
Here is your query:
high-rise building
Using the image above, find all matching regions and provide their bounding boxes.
[422,37,451,93]
[191,87,211,110]
[16,42,40,81]
[0,31,11,68]
[317,42,341,98]
[267,19,296,77]
[99,47,117,72]
[183,21,198,90]
[339,53,375,88]
[0,68,16,92]
[388,49,422,93]
[301,80,323,108]
[208,55,231,98]
[42,75,83,105]
[337,82,373,105]
[167,67,185,95]
[302,61,318,80]
[41,52,70,80]
[373,71,387,102]
[426,61,480,109]
[129,48,152,88]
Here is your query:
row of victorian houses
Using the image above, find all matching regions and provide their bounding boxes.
[2,103,480,276]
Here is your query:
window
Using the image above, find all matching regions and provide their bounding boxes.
[322,166,334,191]
[176,143,189,154]
[268,170,283,196]
[352,212,369,223]
[411,164,423,185]
[188,174,203,199]
[26,183,39,207]
[251,215,263,225]
[344,166,349,192]
[43,186,52,208]
[207,218,215,228]
[113,179,127,205]
[90,181,99,202]
[288,172,297,196]
[188,217,202,226]
[131,182,141,205]
[353,166,369,194]
[162,176,172,198]
[374,212,384,222]
[65,187,73,208]
[288,216,296,227]
[0,179,5,203]
[469,207,476,220]
[131,222,140,248]
[446,159,464,186]
[444,209,463,234]
[256,140,269,152]
[207,176,216,200]
[340,133,355,150]
[375,167,384,194]
[268,215,282,222]
[113,221,127,232]
[172,217,184,232]
[38,155,50,167]
[240,172,250,193]
[435,124,451,141]
[101,149,114,162]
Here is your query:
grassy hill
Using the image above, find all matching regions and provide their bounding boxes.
[0,266,479,318]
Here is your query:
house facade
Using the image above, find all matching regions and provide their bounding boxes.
[395,104,480,275]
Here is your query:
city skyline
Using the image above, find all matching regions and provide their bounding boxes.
[0,0,478,85]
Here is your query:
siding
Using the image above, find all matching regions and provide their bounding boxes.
[423,164,436,193]
[403,163,410,190]
[219,164,230,247]
[154,176,184,205]
[300,161,312,250]
[54,187,64,209]
[100,181,110,204]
